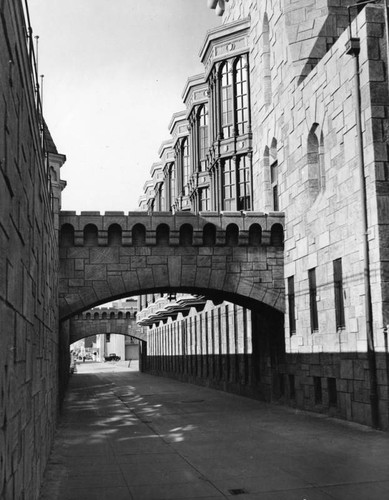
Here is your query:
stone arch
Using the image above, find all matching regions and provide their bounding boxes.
[225,223,239,247]
[132,224,146,246]
[271,223,284,246]
[86,312,91,320]
[118,311,123,319]
[126,312,131,319]
[60,224,74,247]
[84,224,98,246]
[102,312,107,319]
[108,224,122,246]
[109,312,115,319]
[93,312,99,320]
[249,223,262,246]
[179,224,193,247]
[156,224,170,246]
[203,223,216,246]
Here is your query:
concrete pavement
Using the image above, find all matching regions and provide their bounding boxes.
[39,362,389,499]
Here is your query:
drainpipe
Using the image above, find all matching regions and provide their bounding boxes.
[345,8,379,428]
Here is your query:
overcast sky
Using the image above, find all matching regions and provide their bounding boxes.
[28,0,220,212]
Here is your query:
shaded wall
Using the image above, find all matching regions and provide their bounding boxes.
[0,1,62,497]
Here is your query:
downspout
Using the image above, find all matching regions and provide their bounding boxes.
[345,7,379,428]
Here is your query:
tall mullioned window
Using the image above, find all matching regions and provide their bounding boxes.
[237,155,251,210]
[235,55,249,135]
[169,163,175,208]
[198,105,208,172]
[222,158,236,210]
[199,187,210,211]
[182,137,190,191]
[221,61,233,139]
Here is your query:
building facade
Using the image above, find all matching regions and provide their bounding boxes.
[139,1,389,429]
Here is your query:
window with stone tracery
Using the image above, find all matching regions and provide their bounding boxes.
[199,187,210,211]
[198,104,209,171]
[218,55,249,139]
[220,61,233,139]
[222,158,236,210]
[236,55,249,135]
[237,155,251,210]
[182,137,190,192]
[169,162,176,207]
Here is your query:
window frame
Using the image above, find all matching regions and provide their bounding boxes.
[308,267,319,332]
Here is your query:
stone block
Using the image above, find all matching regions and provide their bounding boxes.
[90,247,119,264]
[84,265,106,281]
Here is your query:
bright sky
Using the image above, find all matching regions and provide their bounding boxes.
[28,0,220,213]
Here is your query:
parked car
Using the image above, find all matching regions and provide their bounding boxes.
[104,353,121,362]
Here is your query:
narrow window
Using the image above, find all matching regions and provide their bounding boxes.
[220,61,233,139]
[270,139,278,211]
[308,268,319,332]
[237,155,251,210]
[169,162,176,209]
[333,258,345,329]
[198,105,208,172]
[182,137,190,192]
[106,334,111,343]
[222,158,236,210]
[308,124,321,196]
[199,187,210,211]
[288,276,296,335]
[235,55,248,135]
[314,376,322,404]
[327,377,337,407]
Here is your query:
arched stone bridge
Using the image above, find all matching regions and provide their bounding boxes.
[59,211,285,321]
[69,307,146,344]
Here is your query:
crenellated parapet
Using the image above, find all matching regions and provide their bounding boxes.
[59,211,285,247]
[69,308,146,344]
[73,307,137,321]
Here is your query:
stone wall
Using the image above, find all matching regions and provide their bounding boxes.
[0,1,62,497]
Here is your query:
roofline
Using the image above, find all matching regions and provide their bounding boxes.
[181,73,206,102]
[168,110,187,134]
[199,17,251,64]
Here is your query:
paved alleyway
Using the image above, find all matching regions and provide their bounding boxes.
[39,363,389,500]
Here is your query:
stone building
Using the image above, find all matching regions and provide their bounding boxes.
[139,0,389,430]
[2,1,389,498]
